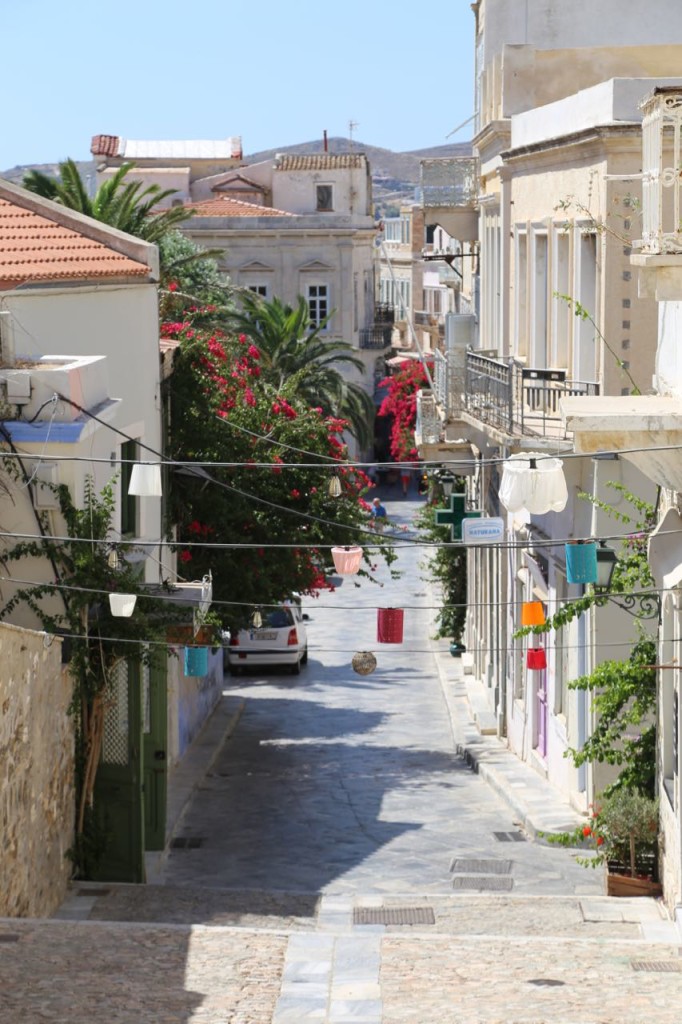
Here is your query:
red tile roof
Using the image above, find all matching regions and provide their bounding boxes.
[0,196,150,283]
[274,154,366,171]
[185,196,294,217]
[91,134,121,157]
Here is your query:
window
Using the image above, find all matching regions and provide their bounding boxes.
[308,284,329,327]
[120,439,139,537]
[248,284,268,298]
[316,185,333,211]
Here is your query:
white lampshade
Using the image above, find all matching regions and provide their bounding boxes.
[499,452,568,515]
[328,475,343,498]
[331,545,363,575]
[109,593,137,617]
[128,462,162,497]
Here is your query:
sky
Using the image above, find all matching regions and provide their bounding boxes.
[1,0,474,171]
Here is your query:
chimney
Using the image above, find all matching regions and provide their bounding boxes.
[323,130,328,153]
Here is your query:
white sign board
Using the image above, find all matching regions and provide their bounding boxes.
[462,517,506,545]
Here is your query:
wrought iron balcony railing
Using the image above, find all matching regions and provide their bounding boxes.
[640,88,682,254]
[463,352,599,439]
[359,324,393,349]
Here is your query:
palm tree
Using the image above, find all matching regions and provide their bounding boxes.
[230,292,375,448]
[23,159,192,244]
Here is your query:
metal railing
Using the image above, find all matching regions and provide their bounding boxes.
[463,352,599,439]
[640,88,682,254]
[415,389,441,445]
[374,303,395,324]
[420,157,479,209]
[359,325,393,349]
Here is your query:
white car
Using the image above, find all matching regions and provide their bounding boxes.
[225,601,309,675]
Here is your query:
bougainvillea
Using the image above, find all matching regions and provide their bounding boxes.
[377,360,432,461]
[166,311,397,628]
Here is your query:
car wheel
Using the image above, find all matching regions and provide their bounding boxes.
[229,664,242,676]
[301,647,308,665]
[290,659,301,676]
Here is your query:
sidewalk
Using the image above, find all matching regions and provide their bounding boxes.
[431,636,588,839]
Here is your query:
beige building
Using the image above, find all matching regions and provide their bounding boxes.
[415,0,682,813]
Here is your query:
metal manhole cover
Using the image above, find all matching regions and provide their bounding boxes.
[632,961,682,973]
[353,907,436,926]
[452,875,514,891]
[170,837,205,849]
[0,934,20,943]
[450,858,512,874]
[493,831,527,843]
[528,978,566,987]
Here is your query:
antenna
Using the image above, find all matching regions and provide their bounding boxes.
[348,119,359,151]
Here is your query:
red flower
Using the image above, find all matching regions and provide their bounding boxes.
[596,836,604,846]
[582,826,592,837]
[168,281,178,292]
[238,333,247,344]
[247,344,260,360]
[179,550,192,563]
[290,489,301,499]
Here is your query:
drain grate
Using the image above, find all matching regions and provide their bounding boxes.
[528,978,565,987]
[76,888,110,897]
[170,837,205,849]
[631,961,682,973]
[452,875,514,891]
[450,858,512,875]
[353,906,436,926]
[493,831,527,843]
[0,934,20,943]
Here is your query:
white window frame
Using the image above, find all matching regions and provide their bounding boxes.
[307,283,330,329]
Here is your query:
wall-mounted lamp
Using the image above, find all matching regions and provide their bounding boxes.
[593,539,659,619]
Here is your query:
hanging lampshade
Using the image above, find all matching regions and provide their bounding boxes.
[499,453,568,515]
[565,541,598,584]
[352,651,377,675]
[251,608,263,629]
[128,462,163,497]
[331,545,363,575]
[526,647,547,670]
[521,601,545,626]
[328,474,342,498]
[377,607,404,644]
[184,646,209,677]
[109,593,137,617]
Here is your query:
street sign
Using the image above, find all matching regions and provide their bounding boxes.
[462,517,505,545]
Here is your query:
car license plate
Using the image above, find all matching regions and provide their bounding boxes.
[251,630,277,640]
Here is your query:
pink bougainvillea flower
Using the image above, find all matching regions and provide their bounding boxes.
[168,281,178,292]
[179,550,192,563]
[238,333,247,344]
[290,489,301,499]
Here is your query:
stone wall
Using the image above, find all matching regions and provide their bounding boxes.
[0,623,74,917]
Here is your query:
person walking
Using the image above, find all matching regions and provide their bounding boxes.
[370,496,387,533]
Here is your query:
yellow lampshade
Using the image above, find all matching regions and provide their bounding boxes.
[521,601,545,626]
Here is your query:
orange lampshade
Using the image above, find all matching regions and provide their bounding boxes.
[521,601,545,626]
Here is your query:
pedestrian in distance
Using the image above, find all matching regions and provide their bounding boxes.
[370,496,387,533]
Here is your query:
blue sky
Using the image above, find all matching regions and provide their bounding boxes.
[2,0,474,171]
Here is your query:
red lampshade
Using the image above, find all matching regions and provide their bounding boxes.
[377,607,404,643]
[331,545,363,575]
[526,647,547,670]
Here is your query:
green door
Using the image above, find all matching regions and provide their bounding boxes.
[93,657,145,883]
[142,654,168,850]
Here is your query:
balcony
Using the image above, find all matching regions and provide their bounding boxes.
[463,352,599,441]
[374,303,395,324]
[419,157,479,242]
[415,389,441,446]
[414,310,440,328]
[359,324,393,349]
[640,88,682,255]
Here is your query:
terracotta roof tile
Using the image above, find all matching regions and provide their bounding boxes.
[274,153,366,171]
[0,197,150,283]
[185,196,294,217]
[91,134,121,157]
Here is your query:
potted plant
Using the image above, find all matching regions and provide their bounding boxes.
[545,788,661,898]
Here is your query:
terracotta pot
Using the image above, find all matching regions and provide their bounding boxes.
[606,871,663,898]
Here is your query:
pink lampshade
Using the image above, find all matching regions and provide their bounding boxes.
[331,545,363,575]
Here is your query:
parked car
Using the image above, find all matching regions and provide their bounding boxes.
[225,600,309,675]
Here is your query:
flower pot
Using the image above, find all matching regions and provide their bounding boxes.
[565,541,598,584]
[606,870,662,899]
[521,601,545,626]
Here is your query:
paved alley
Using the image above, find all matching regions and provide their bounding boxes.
[4,497,682,1023]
